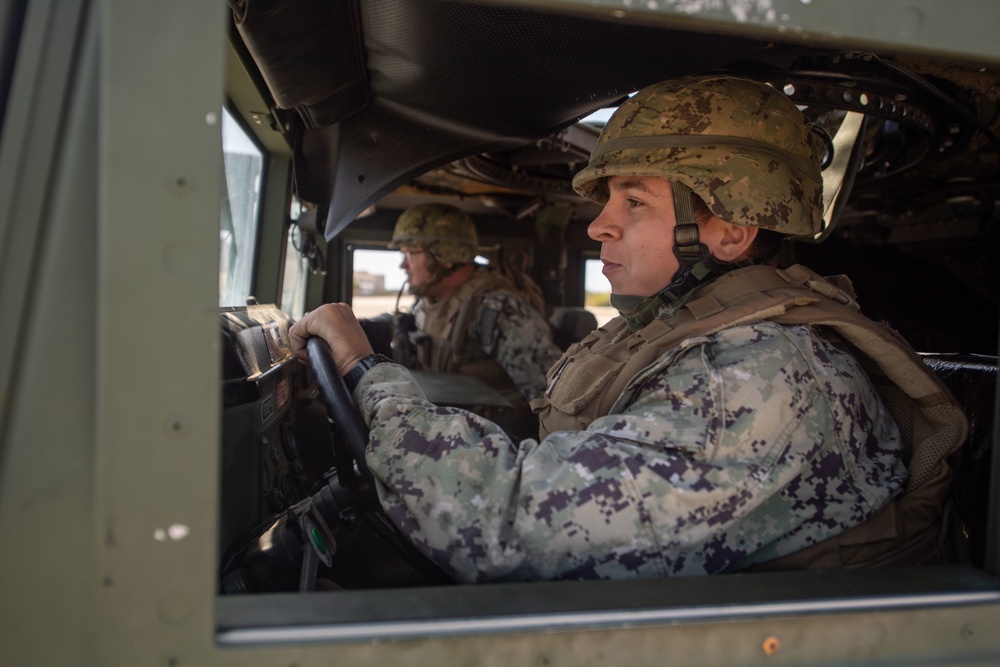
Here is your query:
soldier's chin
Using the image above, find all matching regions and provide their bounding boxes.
[609,293,646,315]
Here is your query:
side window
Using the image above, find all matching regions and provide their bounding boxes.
[219,107,264,307]
[280,227,309,320]
[584,257,614,327]
[351,248,408,318]
[279,198,310,320]
[350,247,493,319]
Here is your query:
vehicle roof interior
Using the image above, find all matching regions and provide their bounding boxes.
[231,4,997,223]
[229,0,1000,353]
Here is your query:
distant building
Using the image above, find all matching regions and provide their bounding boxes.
[354,271,385,295]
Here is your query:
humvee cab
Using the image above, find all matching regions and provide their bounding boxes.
[2,1,999,665]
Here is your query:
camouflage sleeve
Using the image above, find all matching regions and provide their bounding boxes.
[474,290,564,401]
[354,322,906,583]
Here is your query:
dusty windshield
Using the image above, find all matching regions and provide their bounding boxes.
[219,107,264,307]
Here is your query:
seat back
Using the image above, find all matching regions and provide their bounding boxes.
[549,307,599,351]
[921,353,998,568]
[359,313,395,357]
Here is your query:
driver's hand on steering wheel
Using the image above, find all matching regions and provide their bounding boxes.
[289,303,375,376]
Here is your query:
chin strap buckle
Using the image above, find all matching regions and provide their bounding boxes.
[673,223,701,259]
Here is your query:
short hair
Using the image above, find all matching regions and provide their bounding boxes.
[691,192,784,264]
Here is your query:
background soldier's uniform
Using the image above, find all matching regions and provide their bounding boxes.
[407,265,562,439]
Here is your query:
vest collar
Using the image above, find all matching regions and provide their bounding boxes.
[617,254,748,332]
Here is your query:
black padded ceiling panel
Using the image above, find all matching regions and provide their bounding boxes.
[233,0,368,130]
[239,0,770,239]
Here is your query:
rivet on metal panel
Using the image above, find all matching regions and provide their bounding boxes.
[165,415,186,435]
[169,171,193,194]
[762,636,781,655]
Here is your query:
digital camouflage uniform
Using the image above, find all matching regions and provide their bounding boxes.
[411,265,562,402]
[354,316,913,581]
[346,78,965,582]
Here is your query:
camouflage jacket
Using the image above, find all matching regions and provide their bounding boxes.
[410,266,562,402]
[353,315,908,583]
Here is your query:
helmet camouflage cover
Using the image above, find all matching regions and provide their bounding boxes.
[572,75,824,236]
[389,203,479,264]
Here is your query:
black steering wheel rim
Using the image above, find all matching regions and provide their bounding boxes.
[304,337,454,584]
[306,337,376,496]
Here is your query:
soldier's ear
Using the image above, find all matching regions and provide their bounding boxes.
[700,217,758,262]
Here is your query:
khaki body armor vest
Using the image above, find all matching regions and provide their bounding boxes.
[532,264,968,570]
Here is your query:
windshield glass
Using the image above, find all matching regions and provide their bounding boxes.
[219,107,264,306]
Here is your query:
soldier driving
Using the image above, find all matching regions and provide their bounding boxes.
[289,76,966,582]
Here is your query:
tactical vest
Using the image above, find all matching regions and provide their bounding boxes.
[410,267,537,438]
[531,264,968,569]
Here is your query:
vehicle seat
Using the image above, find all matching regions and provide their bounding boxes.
[359,313,395,357]
[549,307,599,351]
[921,353,998,568]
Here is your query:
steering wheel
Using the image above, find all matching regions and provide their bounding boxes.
[304,337,452,584]
[306,337,376,498]
[221,336,449,592]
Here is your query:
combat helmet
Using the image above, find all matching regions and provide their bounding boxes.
[389,203,478,265]
[573,76,824,318]
[572,75,824,237]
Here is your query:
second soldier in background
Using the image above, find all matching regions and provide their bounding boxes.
[389,203,562,440]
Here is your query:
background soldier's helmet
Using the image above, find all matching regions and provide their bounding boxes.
[389,203,479,264]
[572,76,824,237]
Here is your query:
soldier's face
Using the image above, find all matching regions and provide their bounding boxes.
[400,246,433,292]
[587,175,682,296]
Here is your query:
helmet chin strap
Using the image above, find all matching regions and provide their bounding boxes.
[410,253,467,298]
[611,182,743,324]
[661,181,744,305]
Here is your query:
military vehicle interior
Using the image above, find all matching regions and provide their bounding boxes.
[214,0,999,645]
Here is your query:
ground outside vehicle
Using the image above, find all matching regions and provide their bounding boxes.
[2,1,1000,665]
